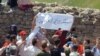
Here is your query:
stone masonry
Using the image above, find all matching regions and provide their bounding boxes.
[0,3,100,38]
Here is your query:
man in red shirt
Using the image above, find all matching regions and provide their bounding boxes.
[55,28,62,36]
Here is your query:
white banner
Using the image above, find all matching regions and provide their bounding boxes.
[36,13,74,31]
[26,26,40,45]
[26,26,46,45]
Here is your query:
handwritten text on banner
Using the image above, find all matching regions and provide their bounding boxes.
[36,13,74,31]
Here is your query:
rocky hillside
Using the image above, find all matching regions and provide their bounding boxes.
[0,3,100,38]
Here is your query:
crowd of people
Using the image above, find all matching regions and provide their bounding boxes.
[0,0,100,56]
[0,25,100,56]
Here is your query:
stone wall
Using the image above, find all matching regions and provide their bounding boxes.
[0,3,100,37]
[0,6,34,35]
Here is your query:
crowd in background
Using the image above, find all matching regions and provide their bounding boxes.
[0,0,100,56]
[0,25,100,56]
[0,0,33,13]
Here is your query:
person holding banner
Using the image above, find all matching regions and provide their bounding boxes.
[55,28,62,36]
[26,38,42,56]
[59,31,68,48]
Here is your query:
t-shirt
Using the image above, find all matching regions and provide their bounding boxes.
[55,30,62,36]
[16,35,21,41]
[0,44,18,56]
[37,50,50,56]
[66,41,73,47]
[77,44,84,55]
[26,45,42,56]
[51,48,61,56]
[7,44,18,56]
[91,46,100,56]
[16,40,27,56]
[70,52,79,56]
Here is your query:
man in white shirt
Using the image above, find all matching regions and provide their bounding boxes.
[16,30,27,56]
[26,38,42,56]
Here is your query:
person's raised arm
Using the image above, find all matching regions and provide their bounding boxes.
[0,46,6,55]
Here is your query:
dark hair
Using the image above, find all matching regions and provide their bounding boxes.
[58,28,61,30]
[61,31,68,37]
[66,37,72,42]
[72,44,78,51]
[32,38,37,46]
[85,45,91,49]
[10,35,16,42]
[54,39,60,46]
[86,39,90,44]
[17,29,22,34]
[42,41,47,49]
[71,28,76,32]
